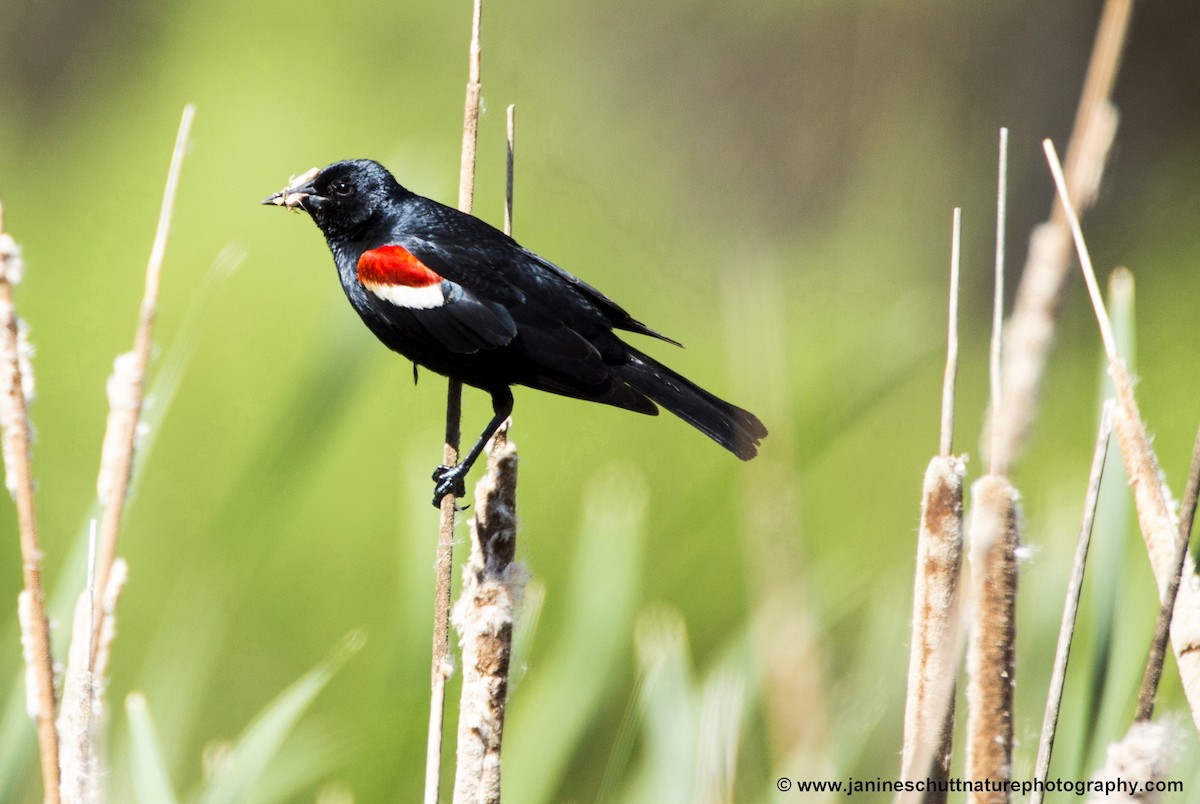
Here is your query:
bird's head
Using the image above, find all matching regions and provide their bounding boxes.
[263,159,398,239]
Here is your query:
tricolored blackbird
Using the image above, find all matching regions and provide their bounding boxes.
[264,160,767,506]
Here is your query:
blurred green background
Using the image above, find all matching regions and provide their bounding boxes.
[2,0,1199,800]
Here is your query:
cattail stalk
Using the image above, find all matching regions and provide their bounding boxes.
[428,2,484,801]
[939,208,961,458]
[965,134,1019,802]
[504,105,515,237]
[92,104,194,665]
[989,130,1008,473]
[964,475,1019,802]
[451,101,520,804]
[0,201,61,803]
[901,209,964,798]
[451,423,523,803]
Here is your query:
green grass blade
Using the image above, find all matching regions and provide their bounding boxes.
[628,607,696,804]
[126,692,180,804]
[195,631,364,804]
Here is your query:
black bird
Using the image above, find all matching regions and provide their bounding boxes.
[264,160,766,506]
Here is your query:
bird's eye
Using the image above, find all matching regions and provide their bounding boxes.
[330,180,355,197]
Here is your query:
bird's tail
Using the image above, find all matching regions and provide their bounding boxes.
[613,348,767,460]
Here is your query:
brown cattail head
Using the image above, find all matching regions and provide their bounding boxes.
[965,474,1020,801]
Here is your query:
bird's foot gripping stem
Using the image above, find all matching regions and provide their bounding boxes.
[432,464,469,508]
[430,388,514,508]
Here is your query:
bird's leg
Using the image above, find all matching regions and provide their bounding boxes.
[432,388,514,507]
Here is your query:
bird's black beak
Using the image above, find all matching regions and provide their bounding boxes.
[262,167,321,210]
[260,189,294,206]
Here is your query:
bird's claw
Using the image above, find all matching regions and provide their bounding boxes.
[431,464,468,508]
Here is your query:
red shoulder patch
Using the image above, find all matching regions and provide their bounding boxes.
[357,245,443,288]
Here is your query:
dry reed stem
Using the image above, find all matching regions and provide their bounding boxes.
[457,0,483,216]
[92,104,194,667]
[1044,140,1200,731]
[1136,424,1200,721]
[451,423,523,804]
[965,475,1019,802]
[901,208,965,799]
[939,208,961,458]
[901,455,965,795]
[1043,141,1117,361]
[989,130,1008,474]
[427,3,484,801]
[1031,402,1114,804]
[428,382,460,804]
[992,0,1130,470]
[0,201,61,803]
[964,136,1021,800]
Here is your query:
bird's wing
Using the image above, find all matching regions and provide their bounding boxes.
[386,232,647,400]
[380,199,680,372]
[355,241,518,354]
[521,249,682,347]
[401,198,681,347]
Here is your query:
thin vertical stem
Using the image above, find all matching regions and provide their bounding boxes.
[457,0,484,215]
[427,2,484,802]
[900,207,966,800]
[939,208,961,457]
[1031,402,1114,803]
[92,104,194,666]
[427,383,460,804]
[0,202,60,803]
[989,128,1008,475]
[450,101,519,804]
[504,105,515,237]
